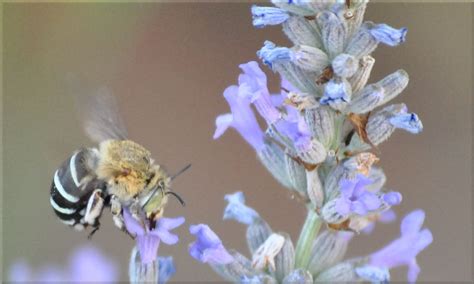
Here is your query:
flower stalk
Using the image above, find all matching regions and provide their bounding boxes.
[294,209,322,269]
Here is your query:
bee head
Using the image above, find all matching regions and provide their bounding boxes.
[140,165,189,220]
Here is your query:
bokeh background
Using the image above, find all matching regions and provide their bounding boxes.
[2,2,472,282]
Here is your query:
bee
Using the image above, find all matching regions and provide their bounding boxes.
[49,86,187,237]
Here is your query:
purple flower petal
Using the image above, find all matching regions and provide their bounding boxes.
[9,260,31,282]
[152,217,185,245]
[69,245,118,282]
[238,62,281,124]
[370,209,433,283]
[339,179,355,198]
[407,259,421,284]
[200,246,235,264]
[335,197,351,216]
[223,191,260,225]
[351,201,368,215]
[400,209,425,236]
[136,235,161,265]
[123,208,145,236]
[383,191,403,206]
[359,192,382,211]
[220,85,265,151]
[213,113,233,139]
[239,61,268,92]
[370,24,407,47]
[189,224,234,265]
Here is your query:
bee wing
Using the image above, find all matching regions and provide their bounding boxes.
[73,83,129,143]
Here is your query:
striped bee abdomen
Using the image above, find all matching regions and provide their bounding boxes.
[50,148,106,231]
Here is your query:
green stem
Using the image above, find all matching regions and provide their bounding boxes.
[294,209,322,269]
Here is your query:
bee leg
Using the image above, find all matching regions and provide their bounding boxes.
[88,222,100,240]
[130,198,147,229]
[110,195,121,216]
[84,189,105,225]
[110,195,135,240]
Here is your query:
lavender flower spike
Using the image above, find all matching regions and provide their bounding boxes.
[335,174,382,217]
[251,6,289,28]
[214,85,265,151]
[189,224,234,265]
[370,23,408,47]
[224,191,260,225]
[370,209,433,283]
[123,208,185,264]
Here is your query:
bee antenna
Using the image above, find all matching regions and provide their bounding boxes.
[166,191,186,207]
[170,164,191,181]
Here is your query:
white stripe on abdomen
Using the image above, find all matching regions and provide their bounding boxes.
[54,170,79,203]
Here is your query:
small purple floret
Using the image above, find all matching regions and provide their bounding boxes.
[189,224,234,265]
[370,209,433,283]
[335,174,382,216]
[123,209,185,264]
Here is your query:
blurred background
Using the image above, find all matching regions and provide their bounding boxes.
[2,2,472,282]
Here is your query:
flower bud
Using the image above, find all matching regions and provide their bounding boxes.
[332,54,359,78]
[365,104,406,145]
[296,138,327,165]
[251,6,289,28]
[252,233,286,271]
[247,218,273,255]
[306,169,324,209]
[272,233,295,281]
[320,78,352,111]
[348,55,375,93]
[347,84,384,114]
[345,22,378,58]
[314,260,365,282]
[370,23,407,47]
[317,11,346,59]
[307,231,353,276]
[258,41,294,68]
[304,105,336,147]
[271,0,314,16]
[292,45,329,72]
[258,142,293,189]
[321,198,348,224]
[379,69,409,105]
[285,154,308,195]
[282,16,323,48]
[211,250,257,282]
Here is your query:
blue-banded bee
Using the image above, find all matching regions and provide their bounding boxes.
[50,87,187,237]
